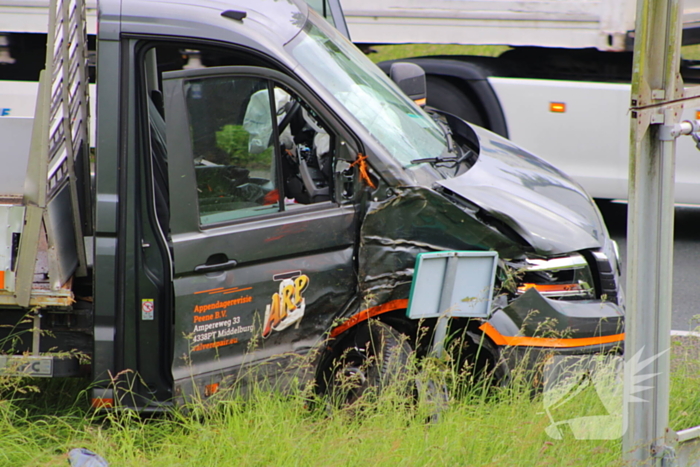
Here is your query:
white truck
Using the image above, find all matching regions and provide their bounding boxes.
[341,0,700,204]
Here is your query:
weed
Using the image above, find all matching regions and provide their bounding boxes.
[0,330,698,465]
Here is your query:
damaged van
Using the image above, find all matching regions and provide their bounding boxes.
[0,0,623,410]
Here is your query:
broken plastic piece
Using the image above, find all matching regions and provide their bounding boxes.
[68,448,109,467]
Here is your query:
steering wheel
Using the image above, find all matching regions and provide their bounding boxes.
[277,100,301,136]
[265,100,301,149]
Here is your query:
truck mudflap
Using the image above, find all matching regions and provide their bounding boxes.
[481,287,625,351]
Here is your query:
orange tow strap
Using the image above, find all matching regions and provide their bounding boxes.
[349,154,376,189]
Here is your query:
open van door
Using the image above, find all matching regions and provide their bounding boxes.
[162,65,360,397]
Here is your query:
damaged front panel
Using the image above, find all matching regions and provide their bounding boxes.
[345,178,624,370]
[357,186,526,309]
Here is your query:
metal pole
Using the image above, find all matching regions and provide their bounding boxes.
[431,254,458,358]
[624,0,684,464]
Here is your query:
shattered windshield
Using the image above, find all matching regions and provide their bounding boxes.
[287,15,447,167]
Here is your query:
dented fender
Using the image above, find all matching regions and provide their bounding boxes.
[355,186,524,310]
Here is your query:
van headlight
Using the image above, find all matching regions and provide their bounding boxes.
[515,253,595,300]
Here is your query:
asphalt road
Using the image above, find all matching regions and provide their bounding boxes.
[596,200,700,331]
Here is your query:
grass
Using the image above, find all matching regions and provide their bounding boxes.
[682,44,700,61]
[2,335,700,466]
[3,387,619,466]
[366,44,510,64]
[365,42,700,63]
[670,336,700,430]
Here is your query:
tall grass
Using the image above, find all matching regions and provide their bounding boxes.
[3,336,700,466]
[6,389,620,466]
[670,336,700,431]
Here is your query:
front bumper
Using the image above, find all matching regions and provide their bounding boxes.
[481,288,624,373]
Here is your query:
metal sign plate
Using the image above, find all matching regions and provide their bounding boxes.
[407,250,498,319]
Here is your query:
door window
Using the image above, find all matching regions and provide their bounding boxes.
[185,76,278,224]
[182,75,334,226]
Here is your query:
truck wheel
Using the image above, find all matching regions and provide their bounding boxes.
[426,76,484,127]
[325,321,412,407]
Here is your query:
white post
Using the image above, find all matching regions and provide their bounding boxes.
[624,0,684,464]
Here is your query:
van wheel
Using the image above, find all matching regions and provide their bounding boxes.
[325,321,412,407]
[452,330,508,395]
[426,76,484,127]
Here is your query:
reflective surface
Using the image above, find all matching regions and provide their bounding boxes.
[287,16,447,166]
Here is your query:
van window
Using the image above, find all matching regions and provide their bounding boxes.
[182,75,335,226]
[184,76,280,224]
[306,0,334,25]
[287,18,447,168]
[139,42,338,229]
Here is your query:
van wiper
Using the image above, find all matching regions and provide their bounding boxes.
[411,147,476,173]
[410,155,461,165]
[432,114,455,154]
[411,114,472,169]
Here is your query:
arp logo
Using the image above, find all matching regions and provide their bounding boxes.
[1,109,10,116]
[262,271,309,338]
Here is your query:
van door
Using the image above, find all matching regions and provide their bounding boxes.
[163,66,359,395]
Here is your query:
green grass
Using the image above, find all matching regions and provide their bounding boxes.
[2,336,700,466]
[683,44,700,61]
[366,42,700,63]
[670,336,700,431]
[366,44,510,64]
[3,388,620,466]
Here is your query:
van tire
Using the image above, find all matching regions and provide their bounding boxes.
[452,330,509,395]
[325,321,412,407]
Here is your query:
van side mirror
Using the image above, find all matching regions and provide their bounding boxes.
[389,62,427,107]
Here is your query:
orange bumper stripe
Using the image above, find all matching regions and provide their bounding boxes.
[330,299,408,338]
[479,322,624,348]
[517,283,584,293]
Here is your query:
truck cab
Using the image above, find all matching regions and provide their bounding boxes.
[0,0,624,410]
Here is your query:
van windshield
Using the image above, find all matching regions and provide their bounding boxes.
[287,15,447,167]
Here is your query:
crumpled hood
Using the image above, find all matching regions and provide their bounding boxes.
[437,126,607,256]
